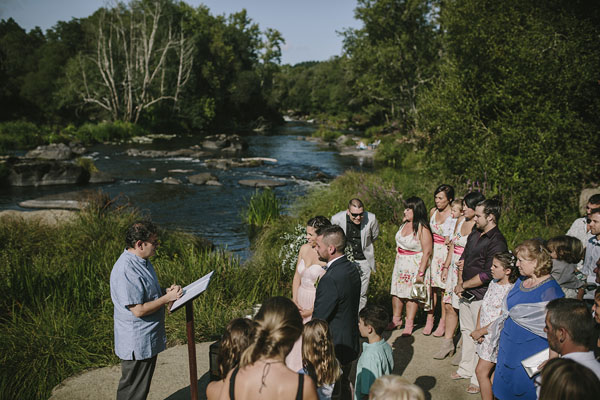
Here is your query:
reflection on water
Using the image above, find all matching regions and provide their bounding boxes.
[0,123,370,259]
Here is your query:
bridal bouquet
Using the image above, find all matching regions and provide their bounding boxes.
[278,224,307,271]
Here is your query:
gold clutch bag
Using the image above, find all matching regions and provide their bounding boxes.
[410,278,427,301]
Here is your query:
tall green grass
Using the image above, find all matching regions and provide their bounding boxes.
[242,189,281,229]
[0,194,289,399]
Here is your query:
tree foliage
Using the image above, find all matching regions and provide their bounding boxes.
[0,0,284,131]
[418,0,600,221]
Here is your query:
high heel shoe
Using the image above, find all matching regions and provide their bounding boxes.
[386,316,403,331]
[433,338,455,359]
[422,314,434,335]
[401,319,414,336]
[432,318,446,337]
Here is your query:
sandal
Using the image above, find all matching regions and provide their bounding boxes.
[451,372,467,380]
[466,384,480,394]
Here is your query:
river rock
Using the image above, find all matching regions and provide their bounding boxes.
[205,180,222,186]
[25,143,74,160]
[162,177,182,185]
[6,160,89,186]
[18,191,91,210]
[238,179,285,188]
[126,148,209,158]
[89,170,115,184]
[188,173,217,185]
[205,158,263,170]
[0,209,78,226]
[202,134,248,152]
[580,187,600,214]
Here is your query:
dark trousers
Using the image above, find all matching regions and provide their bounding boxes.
[117,355,157,400]
[333,361,354,400]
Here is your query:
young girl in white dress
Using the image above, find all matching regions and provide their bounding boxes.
[470,252,518,398]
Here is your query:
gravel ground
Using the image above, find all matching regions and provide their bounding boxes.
[50,327,473,400]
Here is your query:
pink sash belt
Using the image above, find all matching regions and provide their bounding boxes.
[433,233,445,244]
[397,247,420,255]
[453,245,464,255]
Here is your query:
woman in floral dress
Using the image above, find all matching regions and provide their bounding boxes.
[389,196,433,336]
[428,184,455,336]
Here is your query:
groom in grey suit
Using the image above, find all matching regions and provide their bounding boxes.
[331,198,379,311]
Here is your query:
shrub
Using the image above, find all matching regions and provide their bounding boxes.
[0,121,50,151]
[70,121,146,143]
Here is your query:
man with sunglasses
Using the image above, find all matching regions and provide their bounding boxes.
[331,198,379,311]
[110,220,183,400]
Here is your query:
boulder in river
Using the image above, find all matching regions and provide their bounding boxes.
[205,180,222,186]
[205,158,263,170]
[89,170,115,184]
[188,173,218,185]
[162,177,182,185]
[18,191,91,210]
[25,143,76,160]
[6,159,89,186]
[238,179,285,188]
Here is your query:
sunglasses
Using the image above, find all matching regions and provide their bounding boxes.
[350,212,363,218]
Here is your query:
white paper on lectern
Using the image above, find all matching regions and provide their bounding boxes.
[169,271,214,312]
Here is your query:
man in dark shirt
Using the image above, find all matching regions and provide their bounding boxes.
[331,198,379,311]
[452,198,508,393]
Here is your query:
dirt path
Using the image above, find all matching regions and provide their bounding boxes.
[50,327,472,400]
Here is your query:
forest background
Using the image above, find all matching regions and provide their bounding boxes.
[1,0,599,220]
[1,1,600,398]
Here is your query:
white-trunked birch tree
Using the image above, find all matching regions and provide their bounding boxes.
[73,0,193,123]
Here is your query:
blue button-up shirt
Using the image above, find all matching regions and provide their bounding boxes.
[110,250,166,360]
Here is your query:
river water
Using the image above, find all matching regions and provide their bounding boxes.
[0,123,370,259]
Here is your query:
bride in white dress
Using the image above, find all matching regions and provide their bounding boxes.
[286,216,331,371]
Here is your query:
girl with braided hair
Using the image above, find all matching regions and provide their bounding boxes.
[301,319,341,400]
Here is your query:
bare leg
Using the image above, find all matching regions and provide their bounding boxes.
[444,304,459,339]
[475,359,495,400]
[392,295,405,319]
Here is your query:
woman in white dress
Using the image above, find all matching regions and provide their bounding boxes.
[287,216,331,371]
[428,184,456,336]
[389,197,433,336]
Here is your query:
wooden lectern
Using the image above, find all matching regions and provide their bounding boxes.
[170,271,214,400]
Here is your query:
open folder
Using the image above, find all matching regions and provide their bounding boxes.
[169,271,214,312]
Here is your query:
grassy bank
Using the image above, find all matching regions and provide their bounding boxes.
[0,195,290,399]
[0,121,147,152]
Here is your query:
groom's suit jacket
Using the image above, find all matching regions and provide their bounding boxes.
[331,211,379,271]
[313,255,361,364]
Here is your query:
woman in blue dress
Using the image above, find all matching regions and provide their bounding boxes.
[492,240,564,400]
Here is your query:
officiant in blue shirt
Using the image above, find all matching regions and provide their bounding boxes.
[110,221,182,400]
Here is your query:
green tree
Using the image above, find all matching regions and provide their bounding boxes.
[342,0,440,127]
[418,0,600,221]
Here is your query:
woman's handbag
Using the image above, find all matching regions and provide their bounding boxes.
[410,276,428,301]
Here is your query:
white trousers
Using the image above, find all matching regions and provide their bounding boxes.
[457,298,482,387]
[356,259,372,312]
